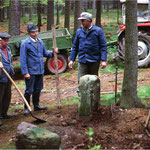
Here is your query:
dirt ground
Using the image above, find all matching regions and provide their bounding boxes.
[0,67,150,149]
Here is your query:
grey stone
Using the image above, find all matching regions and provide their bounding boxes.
[15,122,61,149]
[78,75,100,117]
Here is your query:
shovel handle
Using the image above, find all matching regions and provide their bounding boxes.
[1,68,32,112]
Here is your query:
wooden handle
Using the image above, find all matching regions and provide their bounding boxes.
[1,68,32,112]
[52,25,61,108]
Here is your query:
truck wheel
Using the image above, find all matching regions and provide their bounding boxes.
[118,33,150,67]
[46,54,68,74]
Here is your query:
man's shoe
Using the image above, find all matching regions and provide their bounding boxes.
[24,109,30,115]
[34,105,47,111]
[0,114,16,119]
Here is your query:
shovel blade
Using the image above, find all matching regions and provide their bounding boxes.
[30,112,46,123]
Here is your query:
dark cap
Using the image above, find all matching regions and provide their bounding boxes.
[78,12,92,21]
[27,23,38,32]
[0,32,11,39]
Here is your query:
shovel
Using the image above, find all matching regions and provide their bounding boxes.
[1,67,46,123]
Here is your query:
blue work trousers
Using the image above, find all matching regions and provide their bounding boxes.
[24,74,43,95]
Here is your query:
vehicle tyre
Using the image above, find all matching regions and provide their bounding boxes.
[117,32,150,67]
[46,54,68,74]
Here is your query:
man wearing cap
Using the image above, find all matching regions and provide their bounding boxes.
[20,23,58,115]
[0,33,15,124]
[68,12,107,81]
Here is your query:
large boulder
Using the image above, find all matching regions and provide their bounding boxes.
[78,75,100,117]
[15,122,61,149]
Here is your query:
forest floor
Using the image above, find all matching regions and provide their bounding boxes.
[0,66,150,149]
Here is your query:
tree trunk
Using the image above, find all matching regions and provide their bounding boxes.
[0,0,3,22]
[8,0,20,36]
[96,0,102,27]
[21,5,25,17]
[56,1,60,25]
[47,0,54,30]
[6,7,9,19]
[73,1,82,38]
[148,0,150,21]
[120,0,145,109]
[29,2,33,21]
[64,0,70,30]
[37,0,42,32]
[117,0,120,24]
[92,0,96,18]
[83,0,88,12]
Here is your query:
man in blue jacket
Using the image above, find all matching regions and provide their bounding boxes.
[0,33,15,125]
[20,23,58,115]
[68,12,107,81]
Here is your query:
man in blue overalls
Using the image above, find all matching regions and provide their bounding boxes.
[0,33,15,126]
[20,23,58,115]
[68,12,107,81]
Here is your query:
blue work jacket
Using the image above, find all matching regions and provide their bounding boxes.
[20,37,53,75]
[70,25,107,63]
[0,47,14,83]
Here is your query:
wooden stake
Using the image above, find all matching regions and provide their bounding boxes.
[52,25,61,108]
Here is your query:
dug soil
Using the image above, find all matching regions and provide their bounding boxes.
[0,67,150,149]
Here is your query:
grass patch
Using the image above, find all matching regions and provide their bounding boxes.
[99,63,124,74]
[47,96,78,108]
[61,73,71,78]
[138,86,150,99]
[12,81,25,89]
[100,92,121,106]
[1,142,16,149]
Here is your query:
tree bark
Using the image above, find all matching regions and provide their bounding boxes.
[56,1,60,25]
[29,2,33,21]
[73,1,82,38]
[0,0,3,22]
[8,0,20,36]
[37,0,42,32]
[117,0,120,24]
[148,0,150,21]
[120,0,145,109]
[47,0,54,30]
[21,5,25,17]
[92,0,96,18]
[96,0,102,27]
[64,0,70,30]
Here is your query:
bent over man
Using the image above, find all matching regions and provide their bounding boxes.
[68,12,107,81]
[0,33,15,125]
[20,23,58,115]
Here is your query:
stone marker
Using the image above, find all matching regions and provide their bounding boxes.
[78,75,100,117]
[15,122,61,149]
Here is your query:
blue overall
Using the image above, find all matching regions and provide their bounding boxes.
[70,25,107,63]
[20,37,53,95]
[0,47,14,116]
[70,25,107,81]
[0,47,14,82]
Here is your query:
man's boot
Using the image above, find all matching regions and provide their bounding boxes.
[24,93,30,115]
[32,92,47,111]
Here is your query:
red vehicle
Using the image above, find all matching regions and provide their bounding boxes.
[118,0,150,67]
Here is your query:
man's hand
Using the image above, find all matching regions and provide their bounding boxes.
[68,61,74,69]
[0,62,3,69]
[101,61,107,69]
[53,47,58,53]
[24,73,30,79]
